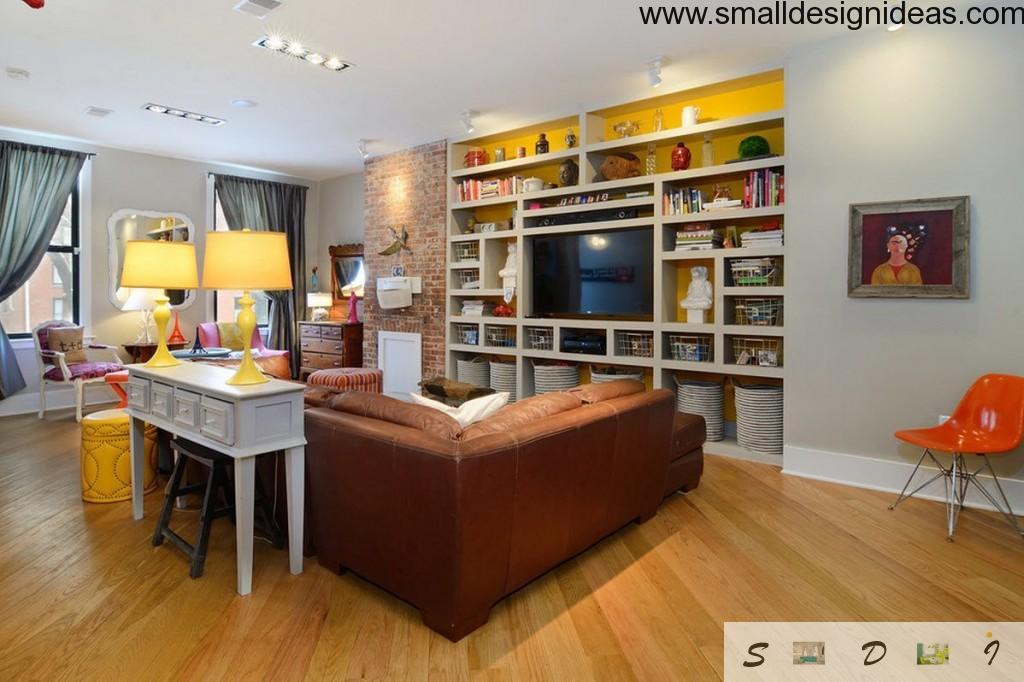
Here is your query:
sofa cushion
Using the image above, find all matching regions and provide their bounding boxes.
[672,412,706,460]
[569,379,645,404]
[460,392,582,440]
[217,322,245,350]
[303,385,341,408]
[326,391,462,440]
[43,361,122,382]
[409,391,509,427]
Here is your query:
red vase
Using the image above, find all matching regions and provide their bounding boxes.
[671,142,692,171]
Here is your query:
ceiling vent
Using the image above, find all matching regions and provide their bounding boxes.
[84,106,113,117]
[233,0,282,19]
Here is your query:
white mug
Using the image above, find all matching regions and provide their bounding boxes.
[682,105,701,128]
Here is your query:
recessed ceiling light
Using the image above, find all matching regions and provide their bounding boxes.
[253,36,353,72]
[84,106,113,118]
[231,98,258,108]
[142,103,225,126]
[648,57,664,88]
[233,0,282,19]
[5,67,30,81]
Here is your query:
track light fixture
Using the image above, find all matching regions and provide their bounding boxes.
[357,139,369,160]
[460,110,475,134]
[648,57,664,88]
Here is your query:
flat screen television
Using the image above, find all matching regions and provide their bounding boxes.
[530,227,653,320]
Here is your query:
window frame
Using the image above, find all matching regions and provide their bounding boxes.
[8,185,80,339]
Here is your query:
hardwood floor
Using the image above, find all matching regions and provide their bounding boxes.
[2,411,1024,680]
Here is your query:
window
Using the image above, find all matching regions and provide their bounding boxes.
[1,186,79,337]
[212,193,271,328]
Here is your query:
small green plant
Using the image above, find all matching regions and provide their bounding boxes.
[738,135,771,158]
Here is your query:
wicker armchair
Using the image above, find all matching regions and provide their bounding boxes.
[32,320,123,421]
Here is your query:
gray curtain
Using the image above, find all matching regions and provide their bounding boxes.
[0,141,87,399]
[214,174,307,378]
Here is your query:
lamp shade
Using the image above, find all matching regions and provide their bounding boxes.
[121,241,199,290]
[121,287,165,311]
[201,230,293,290]
[307,292,333,308]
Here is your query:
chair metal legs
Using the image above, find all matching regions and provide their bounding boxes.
[889,449,1024,541]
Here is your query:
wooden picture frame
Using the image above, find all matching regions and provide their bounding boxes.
[848,196,969,299]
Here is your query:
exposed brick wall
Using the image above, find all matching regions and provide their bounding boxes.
[362,139,448,379]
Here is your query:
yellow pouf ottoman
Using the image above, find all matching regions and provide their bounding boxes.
[80,409,158,503]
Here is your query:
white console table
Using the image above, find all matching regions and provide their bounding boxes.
[125,362,306,595]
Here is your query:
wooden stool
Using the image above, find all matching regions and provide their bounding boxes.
[152,437,283,579]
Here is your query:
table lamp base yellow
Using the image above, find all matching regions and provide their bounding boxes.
[226,290,269,385]
[144,295,181,368]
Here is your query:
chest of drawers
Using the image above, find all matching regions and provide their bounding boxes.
[299,321,362,378]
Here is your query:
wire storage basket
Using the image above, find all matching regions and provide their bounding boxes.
[675,378,724,441]
[525,327,554,351]
[735,383,783,455]
[456,356,490,388]
[666,334,713,363]
[533,362,580,394]
[455,268,481,289]
[453,241,480,263]
[615,331,654,358]
[733,297,783,326]
[590,365,644,384]
[731,336,783,367]
[489,360,517,402]
[453,323,479,346]
[484,324,516,348]
[729,257,780,287]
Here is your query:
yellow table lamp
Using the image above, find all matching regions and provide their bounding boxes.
[120,241,199,368]
[201,229,293,385]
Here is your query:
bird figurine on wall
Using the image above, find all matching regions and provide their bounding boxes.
[21,0,45,8]
[378,226,411,256]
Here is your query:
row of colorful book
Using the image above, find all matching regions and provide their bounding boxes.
[743,169,784,208]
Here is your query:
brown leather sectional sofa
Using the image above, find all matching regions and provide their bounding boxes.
[303,379,703,641]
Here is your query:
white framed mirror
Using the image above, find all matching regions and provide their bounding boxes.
[107,208,197,311]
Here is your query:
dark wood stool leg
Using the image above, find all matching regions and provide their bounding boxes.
[254,468,284,549]
[153,450,188,547]
[189,459,221,579]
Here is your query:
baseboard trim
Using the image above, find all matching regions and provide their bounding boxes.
[783,445,1024,514]
[0,384,117,418]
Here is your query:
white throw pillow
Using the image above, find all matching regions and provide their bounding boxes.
[409,391,509,428]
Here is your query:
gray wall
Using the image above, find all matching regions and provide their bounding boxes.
[315,172,365,285]
[785,25,1023,472]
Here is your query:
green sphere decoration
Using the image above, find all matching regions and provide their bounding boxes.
[738,135,771,158]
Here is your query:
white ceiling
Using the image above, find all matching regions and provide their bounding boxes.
[0,0,847,180]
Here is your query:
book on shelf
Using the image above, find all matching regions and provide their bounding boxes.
[743,169,785,209]
[675,224,723,251]
[740,228,784,248]
[663,186,705,216]
[460,300,495,316]
[456,176,524,203]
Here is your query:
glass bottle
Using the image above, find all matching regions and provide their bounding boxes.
[535,133,549,155]
[653,108,664,132]
[646,143,657,176]
[702,134,715,167]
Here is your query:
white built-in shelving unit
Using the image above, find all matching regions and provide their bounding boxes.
[445,69,786,465]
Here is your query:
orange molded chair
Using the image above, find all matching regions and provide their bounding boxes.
[889,374,1024,541]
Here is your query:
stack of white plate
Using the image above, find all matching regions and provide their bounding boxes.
[676,379,724,441]
[590,366,643,384]
[456,357,490,388]
[533,363,580,394]
[735,384,783,455]
[490,361,517,403]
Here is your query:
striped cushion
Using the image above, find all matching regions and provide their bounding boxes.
[307,368,383,393]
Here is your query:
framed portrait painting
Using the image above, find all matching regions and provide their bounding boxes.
[848,196,969,298]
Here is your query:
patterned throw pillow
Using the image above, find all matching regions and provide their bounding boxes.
[46,326,87,363]
[216,322,245,350]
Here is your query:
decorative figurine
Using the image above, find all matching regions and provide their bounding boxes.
[564,127,577,148]
[535,133,549,155]
[347,291,360,323]
[167,311,187,343]
[671,141,692,171]
[310,266,320,291]
[378,226,411,256]
[645,143,657,176]
[593,152,642,182]
[494,147,506,162]
[613,120,640,138]
[712,184,732,201]
[653,108,664,132]
[558,158,579,186]
[498,241,518,304]
[738,135,771,159]
[681,265,713,324]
